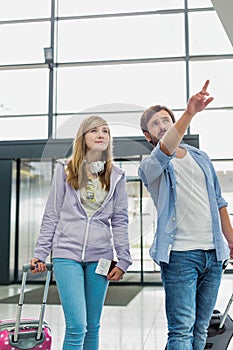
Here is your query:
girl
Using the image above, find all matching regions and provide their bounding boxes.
[30,115,132,350]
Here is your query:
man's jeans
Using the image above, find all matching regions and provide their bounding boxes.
[160,250,222,350]
[53,258,109,350]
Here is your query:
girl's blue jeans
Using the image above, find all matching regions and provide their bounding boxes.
[53,258,109,350]
[160,250,223,350]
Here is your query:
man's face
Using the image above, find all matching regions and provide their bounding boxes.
[144,109,173,144]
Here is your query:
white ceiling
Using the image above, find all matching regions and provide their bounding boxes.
[211,0,233,46]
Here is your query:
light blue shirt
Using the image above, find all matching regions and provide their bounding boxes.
[138,142,229,265]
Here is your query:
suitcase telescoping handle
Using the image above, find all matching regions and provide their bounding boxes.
[13,262,53,343]
[219,258,233,329]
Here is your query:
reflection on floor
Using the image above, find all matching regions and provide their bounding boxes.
[0,275,233,349]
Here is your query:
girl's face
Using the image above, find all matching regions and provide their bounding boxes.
[84,124,110,153]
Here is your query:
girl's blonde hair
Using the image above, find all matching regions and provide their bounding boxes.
[66,115,113,190]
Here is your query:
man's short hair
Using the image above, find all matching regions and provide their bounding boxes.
[140,105,176,133]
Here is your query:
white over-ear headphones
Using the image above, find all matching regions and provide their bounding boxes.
[88,161,106,174]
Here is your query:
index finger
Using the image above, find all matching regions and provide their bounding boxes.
[201,79,210,93]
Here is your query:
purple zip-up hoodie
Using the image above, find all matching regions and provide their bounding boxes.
[34,160,132,272]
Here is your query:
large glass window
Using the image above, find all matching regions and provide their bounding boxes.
[189,11,233,55]
[190,109,233,159]
[0,116,48,141]
[190,60,233,108]
[0,69,49,115]
[56,62,186,114]
[0,67,49,140]
[58,14,185,62]
[0,22,51,65]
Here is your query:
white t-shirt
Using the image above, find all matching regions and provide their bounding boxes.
[171,151,215,251]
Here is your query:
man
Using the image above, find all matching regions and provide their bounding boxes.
[138,80,233,349]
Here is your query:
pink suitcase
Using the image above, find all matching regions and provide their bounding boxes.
[0,263,52,349]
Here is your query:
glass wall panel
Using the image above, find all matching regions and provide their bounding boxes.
[0,22,51,65]
[126,179,141,283]
[213,160,233,271]
[142,185,161,283]
[18,160,52,280]
[190,60,233,108]
[58,0,184,17]
[190,109,233,159]
[0,116,48,140]
[115,161,160,283]
[116,164,142,278]
[58,14,185,62]
[56,62,186,114]
[0,69,49,115]
[189,11,233,55]
[213,161,233,220]
[0,0,51,21]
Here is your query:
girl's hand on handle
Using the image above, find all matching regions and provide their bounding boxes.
[30,258,46,274]
[107,267,124,281]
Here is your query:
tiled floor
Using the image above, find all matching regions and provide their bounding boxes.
[1,275,233,349]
